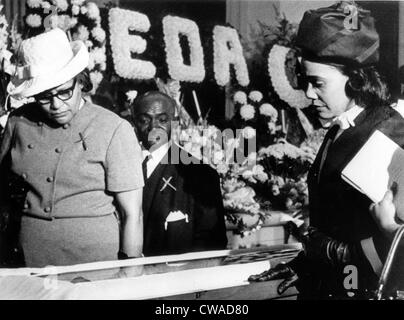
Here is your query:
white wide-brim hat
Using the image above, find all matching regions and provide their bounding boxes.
[7,28,89,99]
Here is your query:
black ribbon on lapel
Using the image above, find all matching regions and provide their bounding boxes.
[317,124,340,183]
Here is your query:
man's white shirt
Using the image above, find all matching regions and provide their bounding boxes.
[141,142,171,179]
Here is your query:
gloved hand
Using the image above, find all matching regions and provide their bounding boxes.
[248,262,299,295]
[285,221,352,266]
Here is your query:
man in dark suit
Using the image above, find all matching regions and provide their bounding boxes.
[131,91,227,256]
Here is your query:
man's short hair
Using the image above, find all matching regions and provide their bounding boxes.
[131,91,176,117]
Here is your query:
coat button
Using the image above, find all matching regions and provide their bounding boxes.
[23,202,30,209]
[28,144,34,149]
[21,173,28,180]
[46,177,54,183]
[44,207,51,213]
[55,148,62,153]
[63,123,70,129]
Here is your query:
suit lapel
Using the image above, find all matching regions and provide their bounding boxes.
[143,148,170,223]
[319,106,390,181]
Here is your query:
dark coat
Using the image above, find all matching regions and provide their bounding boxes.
[142,144,228,256]
[297,105,404,298]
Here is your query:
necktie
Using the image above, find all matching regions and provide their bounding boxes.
[142,155,151,181]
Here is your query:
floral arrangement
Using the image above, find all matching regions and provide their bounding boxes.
[108,7,156,80]
[221,88,326,235]
[162,15,205,83]
[25,0,106,94]
[212,25,250,87]
[232,89,283,150]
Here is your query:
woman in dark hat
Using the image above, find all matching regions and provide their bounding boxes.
[250,1,404,299]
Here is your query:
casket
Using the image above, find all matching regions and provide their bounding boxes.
[0,243,302,300]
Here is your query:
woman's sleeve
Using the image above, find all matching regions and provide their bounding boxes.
[105,120,144,193]
[0,118,14,204]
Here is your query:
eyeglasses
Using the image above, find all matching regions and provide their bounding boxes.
[35,80,77,104]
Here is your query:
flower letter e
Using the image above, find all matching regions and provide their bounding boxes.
[109,8,156,80]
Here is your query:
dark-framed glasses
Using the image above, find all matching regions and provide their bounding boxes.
[35,79,77,104]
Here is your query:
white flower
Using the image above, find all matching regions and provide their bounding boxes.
[91,27,106,43]
[109,8,156,80]
[248,90,263,103]
[260,103,278,120]
[212,25,250,87]
[212,150,225,164]
[256,172,269,183]
[91,47,106,65]
[126,90,138,104]
[52,0,68,12]
[162,15,205,83]
[85,40,93,48]
[242,126,256,139]
[73,25,90,42]
[216,163,229,175]
[80,6,88,14]
[27,0,43,8]
[233,91,247,105]
[41,1,51,10]
[242,170,255,182]
[86,2,100,20]
[72,5,80,16]
[240,104,255,120]
[72,0,85,5]
[26,14,42,28]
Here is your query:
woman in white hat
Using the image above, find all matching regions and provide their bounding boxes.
[0,28,144,268]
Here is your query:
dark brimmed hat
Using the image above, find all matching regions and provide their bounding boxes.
[295,1,379,66]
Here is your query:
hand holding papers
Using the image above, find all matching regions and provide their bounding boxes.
[341,130,404,220]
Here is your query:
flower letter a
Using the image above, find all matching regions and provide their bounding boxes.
[213,26,250,87]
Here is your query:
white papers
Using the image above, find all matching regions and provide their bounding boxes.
[342,130,404,219]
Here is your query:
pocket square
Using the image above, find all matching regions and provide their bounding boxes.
[164,210,189,230]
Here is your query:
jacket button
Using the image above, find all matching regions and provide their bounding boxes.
[55,148,62,153]
[21,173,28,180]
[46,177,54,183]
[23,202,30,209]
[44,207,51,213]
[63,123,70,129]
[28,144,34,149]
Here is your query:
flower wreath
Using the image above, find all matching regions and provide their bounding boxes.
[267,44,310,109]
[25,0,106,94]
